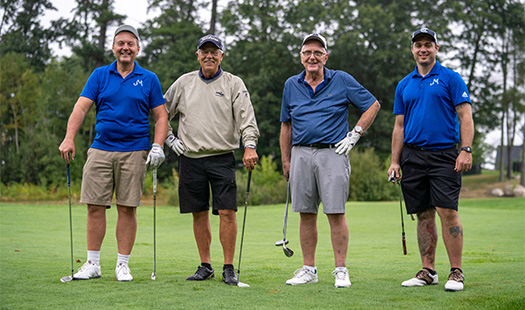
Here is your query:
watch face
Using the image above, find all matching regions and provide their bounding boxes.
[462,146,472,153]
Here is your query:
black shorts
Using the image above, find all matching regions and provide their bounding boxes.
[178,153,237,215]
[400,145,461,214]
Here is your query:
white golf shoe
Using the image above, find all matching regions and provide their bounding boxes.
[286,267,318,285]
[115,263,133,282]
[445,269,464,292]
[332,268,351,288]
[73,260,101,280]
[402,269,438,287]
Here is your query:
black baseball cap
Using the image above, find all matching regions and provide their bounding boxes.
[197,34,224,50]
[411,28,438,44]
[302,33,327,49]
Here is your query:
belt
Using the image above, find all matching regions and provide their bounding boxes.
[298,143,336,149]
[404,143,456,151]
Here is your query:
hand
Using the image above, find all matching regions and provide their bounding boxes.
[387,165,401,183]
[146,143,165,168]
[335,128,361,155]
[165,135,185,156]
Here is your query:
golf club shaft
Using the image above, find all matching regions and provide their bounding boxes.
[67,164,74,278]
[153,167,157,276]
[237,170,252,277]
[283,182,290,240]
[397,183,407,255]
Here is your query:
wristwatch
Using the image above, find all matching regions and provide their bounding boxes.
[460,146,472,153]
[353,126,365,136]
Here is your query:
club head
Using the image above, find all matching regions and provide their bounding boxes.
[237,281,250,287]
[60,275,73,283]
[151,272,156,280]
[275,239,289,246]
[283,245,294,257]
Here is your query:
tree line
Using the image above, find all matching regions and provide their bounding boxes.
[1,0,524,192]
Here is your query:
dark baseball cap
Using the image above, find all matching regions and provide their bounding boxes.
[302,33,327,49]
[411,28,438,44]
[114,25,140,41]
[197,34,224,50]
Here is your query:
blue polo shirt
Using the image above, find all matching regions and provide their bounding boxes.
[80,61,165,151]
[280,68,376,145]
[393,61,471,150]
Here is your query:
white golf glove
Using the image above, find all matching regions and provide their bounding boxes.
[335,127,362,155]
[165,134,186,156]
[146,143,165,168]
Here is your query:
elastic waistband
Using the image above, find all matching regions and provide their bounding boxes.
[404,143,456,151]
[295,143,336,149]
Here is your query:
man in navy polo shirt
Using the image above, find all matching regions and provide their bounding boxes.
[387,28,474,292]
[280,33,380,288]
[59,25,168,282]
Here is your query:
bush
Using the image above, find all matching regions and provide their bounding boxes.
[161,169,179,206]
[348,148,397,201]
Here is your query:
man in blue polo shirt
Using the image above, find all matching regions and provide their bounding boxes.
[59,25,168,282]
[387,28,474,292]
[280,33,380,288]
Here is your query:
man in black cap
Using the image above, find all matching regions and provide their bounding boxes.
[163,34,260,285]
[388,28,474,292]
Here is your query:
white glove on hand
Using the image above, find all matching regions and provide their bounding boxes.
[146,143,165,168]
[335,128,362,155]
[165,135,185,156]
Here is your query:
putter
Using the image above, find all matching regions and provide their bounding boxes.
[390,171,407,255]
[236,170,252,288]
[151,167,157,280]
[60,163,76,283]
[275,182,293,257]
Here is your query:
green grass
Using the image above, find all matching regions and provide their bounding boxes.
[1,198,524,309]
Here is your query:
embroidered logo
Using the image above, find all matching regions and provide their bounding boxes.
[216,91,224,97]
[462,92,468,98]
[429,79,439,86]
[133,79,143,87]
[242,90,248,97]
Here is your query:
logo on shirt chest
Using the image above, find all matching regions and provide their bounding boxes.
[133,79,143,87]
[429,78,440,86]
[216,91,224,97]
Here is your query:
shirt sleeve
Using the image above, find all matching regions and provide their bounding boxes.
[163,78,181,136]
[342,72,376,112]
[79,69,101,102]
[449,72,472,106]
[149,73,166,109]
[232,77,260,147]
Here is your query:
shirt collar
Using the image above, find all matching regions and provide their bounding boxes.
[412,60,442,78]
[109,60,144,77]
[199,66,223,80]
[298,67,333,82]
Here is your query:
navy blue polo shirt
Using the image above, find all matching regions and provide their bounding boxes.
[394,61,471,150]
[80,61,165,151]
[280,68,376,145]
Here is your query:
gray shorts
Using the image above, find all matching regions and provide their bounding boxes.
[290,146,351,214]
[80,148,148,207]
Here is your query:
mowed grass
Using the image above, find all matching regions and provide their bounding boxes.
[0,197,524,310]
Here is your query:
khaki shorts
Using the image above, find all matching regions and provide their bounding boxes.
[80,148,148,207]
[290,146,351,214]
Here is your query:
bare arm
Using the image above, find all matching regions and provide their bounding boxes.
[151,104,169,146]
[280,122,292,181]
[455,102,474,172]
[58,97,94,164]
[355,100,381,132]
[387,114,405,179]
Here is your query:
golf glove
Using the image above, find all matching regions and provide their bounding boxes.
[334,127,362,155]
[165,135,185,156]
[146,143,165,168]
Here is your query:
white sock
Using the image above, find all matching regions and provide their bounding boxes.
[335,266,347,272]
[117,253,130,266]
[304,265,317,273]
[87,251,100,265]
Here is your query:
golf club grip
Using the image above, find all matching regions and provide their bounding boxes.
[67,164,70,186]
[246,170,252,194]
[153,167,157,194]
[402,233,407,255]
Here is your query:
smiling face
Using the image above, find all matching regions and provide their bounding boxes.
[196,42,224,78]
[300,40,328,77]
[112,31,140,65]
[411,36,439,68]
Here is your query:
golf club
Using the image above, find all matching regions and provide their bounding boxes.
[151,167,157,280]
[60,163,76,283]
[390,171,407,255]
[236,170,252,288]
[275,182,293,257]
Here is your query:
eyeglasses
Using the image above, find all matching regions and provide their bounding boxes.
[301,50,326,58]
[198,49,223,56]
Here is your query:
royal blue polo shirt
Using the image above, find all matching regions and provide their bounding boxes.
[280,67,376,145]
[393,61,471,150]
[80,61,165,152]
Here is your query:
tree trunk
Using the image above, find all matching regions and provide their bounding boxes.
[499,120,505,182]
[209,0,218,35]
[521,125,525,186]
